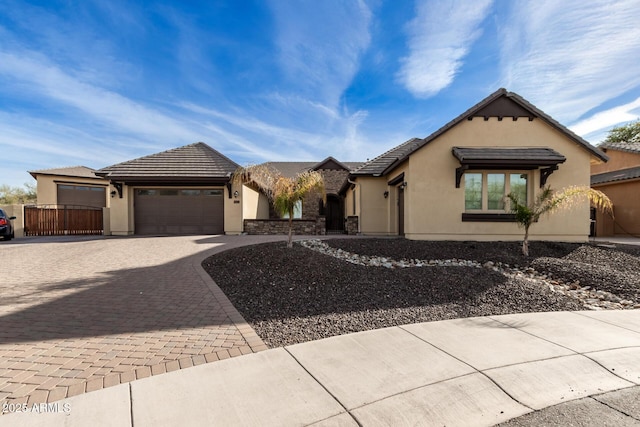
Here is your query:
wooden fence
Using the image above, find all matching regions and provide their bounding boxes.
[24,205,103,236]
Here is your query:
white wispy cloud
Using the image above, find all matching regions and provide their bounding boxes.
[397,0,493,98]
[570,96,640,143]
[499,0,640,125]
[267,0,373,108]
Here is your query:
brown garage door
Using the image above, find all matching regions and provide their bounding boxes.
[57,184,107,208]
[134,188,224,235]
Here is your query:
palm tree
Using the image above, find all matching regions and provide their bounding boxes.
[507,185,613,256]
[233,165,325,248]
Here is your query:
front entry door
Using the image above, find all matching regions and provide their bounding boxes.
[325,194,344,232]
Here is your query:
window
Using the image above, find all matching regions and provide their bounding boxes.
[282,200,303,219]
[509,173,528,204]
[464,172,529,212]
[464,173,482,210]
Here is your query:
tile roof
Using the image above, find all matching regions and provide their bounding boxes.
[262,160,363,178]
[599,142,640,154]
[352,89,608,177]
[591,166,640,185]
[96,142,239,182]
[452,147,566,165]
[351,138,422,176]
[29,166,101,180]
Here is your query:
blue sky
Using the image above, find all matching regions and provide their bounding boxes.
[2,0,640,188]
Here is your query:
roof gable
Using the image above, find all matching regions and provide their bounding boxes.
[29,166,101,180]
[262,159,363,178]
[353,89,608,177]
[96,142,239,182]
[311,157,352,171]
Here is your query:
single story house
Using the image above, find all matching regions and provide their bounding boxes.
[591,142,640,237]
[340,88,608,241]
[28,88,608,241]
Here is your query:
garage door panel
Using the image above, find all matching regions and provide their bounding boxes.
[57,184,106,208]
[134,188,224,235]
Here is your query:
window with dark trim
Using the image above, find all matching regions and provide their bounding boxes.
[463,171,529,221]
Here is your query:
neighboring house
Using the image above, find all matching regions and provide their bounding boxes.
[590,142,640,237]
[28,89,607,241]
[341,88,608,241]
[29,166,110,208]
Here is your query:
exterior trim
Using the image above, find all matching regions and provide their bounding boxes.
[461,213,517,222]
[388,173,405,186]
[53,180,108,187]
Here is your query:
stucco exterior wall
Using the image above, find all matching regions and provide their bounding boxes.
[405,118,592,241]
[35,174,110,206]
[402,118,592,241]
[0,204,24,238]
[593,179,640,237]
[109,185,134,235]
[356,176,396,235]
[354,118,593,241]
[241,185,269,220]
[591,149,640,174]
[224,184,243,234]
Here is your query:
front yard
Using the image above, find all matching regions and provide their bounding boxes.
[203,239,640,347]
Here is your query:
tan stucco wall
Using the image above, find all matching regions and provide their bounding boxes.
[0,204,24,238]
[593,179,640,237]
[109,185,134,235]
[35,174,110,206]
[241,184,269,220]
[357,117,593,241]
[591,149,640,174]
[224,183,243,234]
[357,176,396,235]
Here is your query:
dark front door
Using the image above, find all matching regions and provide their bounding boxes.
[398,187,404,236]
[325,194,344,232]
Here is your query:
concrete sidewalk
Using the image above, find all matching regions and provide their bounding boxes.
[2,310,639,426]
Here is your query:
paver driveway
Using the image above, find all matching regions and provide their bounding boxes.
[0,234,287,409]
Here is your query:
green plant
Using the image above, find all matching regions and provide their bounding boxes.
[507,185,612,256]
[233,165,325,247]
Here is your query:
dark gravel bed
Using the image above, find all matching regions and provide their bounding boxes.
[532,246,640,302]
[202,239,605,348]
[326,239,586,268]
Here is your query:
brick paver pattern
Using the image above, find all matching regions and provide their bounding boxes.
[0,235,276,409]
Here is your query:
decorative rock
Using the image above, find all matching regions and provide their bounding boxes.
[297,239,637,312]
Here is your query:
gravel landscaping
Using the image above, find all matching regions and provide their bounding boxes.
[202,238,640,348]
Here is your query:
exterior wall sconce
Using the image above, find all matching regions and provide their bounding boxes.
[110,190,117,198]
[233,190,239,198]
[399,182,408,190]
[383,191,389,198]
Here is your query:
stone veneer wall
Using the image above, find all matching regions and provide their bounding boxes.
[346,216,359,235]
[244,217,326,235]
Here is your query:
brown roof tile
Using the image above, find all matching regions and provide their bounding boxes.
[591,166,640,185]
[96,142,239,182]
[599,142,640,154]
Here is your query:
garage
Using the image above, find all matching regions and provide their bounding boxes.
[134,188,224,235]
[57,184,107,208]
